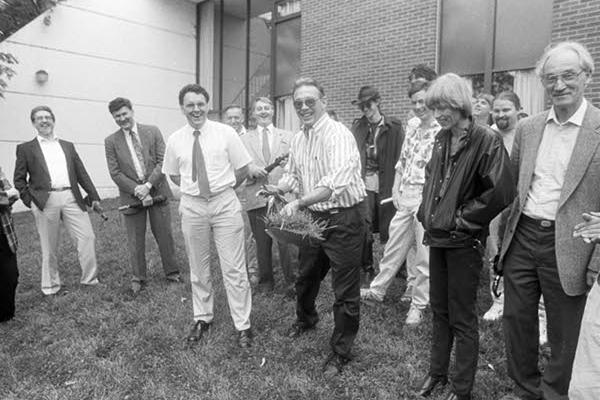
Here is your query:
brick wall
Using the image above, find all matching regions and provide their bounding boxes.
[301,0,438,126]
[552,0,600,107]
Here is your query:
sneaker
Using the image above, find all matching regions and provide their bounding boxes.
[360,288,383,304]
[483,302,504,321]
[405,305,423,326]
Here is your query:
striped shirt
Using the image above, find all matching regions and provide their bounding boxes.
[279,114,366,211]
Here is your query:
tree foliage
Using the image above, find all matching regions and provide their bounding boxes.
[0,0,63,98]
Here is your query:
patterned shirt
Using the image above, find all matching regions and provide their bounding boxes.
[0,167,18,254]
[279,114,366,211]
[396,116,440,188]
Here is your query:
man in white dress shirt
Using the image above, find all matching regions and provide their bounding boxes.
[163,84,253,348]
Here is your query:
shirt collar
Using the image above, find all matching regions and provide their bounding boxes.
[259,123,274,134]
[303,113,329,136]
[123,122,139,136]
[547,98,588,127]
[37,134,58,143]
[186,121,208,136]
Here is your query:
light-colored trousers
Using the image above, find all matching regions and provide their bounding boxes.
[31,191,98,295]
[569,280,600,399]
[369,187,429,308]
[179,189,251,331]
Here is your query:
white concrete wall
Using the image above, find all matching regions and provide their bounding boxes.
[0,0,197,210]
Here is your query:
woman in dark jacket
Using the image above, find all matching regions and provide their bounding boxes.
[415,74,516,400]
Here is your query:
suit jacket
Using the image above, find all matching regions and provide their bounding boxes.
[104,123,172,214]
[14,138,100,211]
[499,103,600,296]
[238,126,293,211]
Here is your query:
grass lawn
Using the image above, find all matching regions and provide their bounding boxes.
[0,199,533,399]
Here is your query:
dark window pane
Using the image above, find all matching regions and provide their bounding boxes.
[440,0,492,75]
[494,0,552,71]
[275,16,300,97]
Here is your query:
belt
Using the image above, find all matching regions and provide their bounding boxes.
[520,213,555,229]
[49,186,71,192]
[312,202,361,216]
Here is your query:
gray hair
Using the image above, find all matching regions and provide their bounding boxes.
[425,73,473,118]
[535,41,595,77]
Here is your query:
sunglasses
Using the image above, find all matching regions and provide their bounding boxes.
[293,98,318,110]
[358,101,374,111]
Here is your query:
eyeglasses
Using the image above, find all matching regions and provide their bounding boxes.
[542,70,585,86]
[255,105,272,112]
[293,98,318,110]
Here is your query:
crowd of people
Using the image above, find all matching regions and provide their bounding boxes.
[1,40,600,400]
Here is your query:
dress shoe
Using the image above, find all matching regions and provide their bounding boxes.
[286,321,316,338]
[444,392,471,400]
[238,328,253,348]
[166,273,183,283]
[322,353,346,379]
[186,320,211,343]
[416,374,448,397]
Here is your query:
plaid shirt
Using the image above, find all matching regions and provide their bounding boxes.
[0,168,18,254]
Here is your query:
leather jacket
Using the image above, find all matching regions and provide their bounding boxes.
[417,120,516,248]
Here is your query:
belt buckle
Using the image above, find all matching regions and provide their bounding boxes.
[541,220,552,228]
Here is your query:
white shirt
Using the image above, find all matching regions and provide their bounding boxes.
[523,99,588,220]
[123,123,145,181]
[36,135,70,188]
[163,120,252,196]
[257,123,276,155]
[491,124,516,154]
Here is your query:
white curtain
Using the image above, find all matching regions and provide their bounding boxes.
[513,69,546,116]
[276,95,300,133]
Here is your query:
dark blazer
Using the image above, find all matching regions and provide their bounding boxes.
[351,115,404,200]
[499,104,600,296]
[104,123,172,214]
[14,138,100,211]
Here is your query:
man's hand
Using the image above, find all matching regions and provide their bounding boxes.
[247,163,268,179]
[5,187,19,199]
[586,269,598,288]
[280,199,301,217]
[134,184,150,200]
[91,201,103,213]
[573,212,600,244]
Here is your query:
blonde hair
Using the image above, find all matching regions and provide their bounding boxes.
[425,73,473,117]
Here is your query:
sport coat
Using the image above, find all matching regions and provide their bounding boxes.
[238,126,293,211]
[499,103,600,296]
[14,138,100,211]
[104,123,172,214]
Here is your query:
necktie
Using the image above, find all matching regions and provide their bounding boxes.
[192,130,211,199]
[262,127,271,164]
[129,131,146,180]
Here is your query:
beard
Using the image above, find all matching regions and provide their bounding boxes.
[495,118,510,131]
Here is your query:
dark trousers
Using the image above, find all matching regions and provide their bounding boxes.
[247,206,295,285]
[295,203,365,359]
[0,233,18,322]
[429,246,482,396]
[123,202,179,282]
[362,191,395,270]
[503,216,586,400]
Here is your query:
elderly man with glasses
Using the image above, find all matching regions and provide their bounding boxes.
[498,41,600,400]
